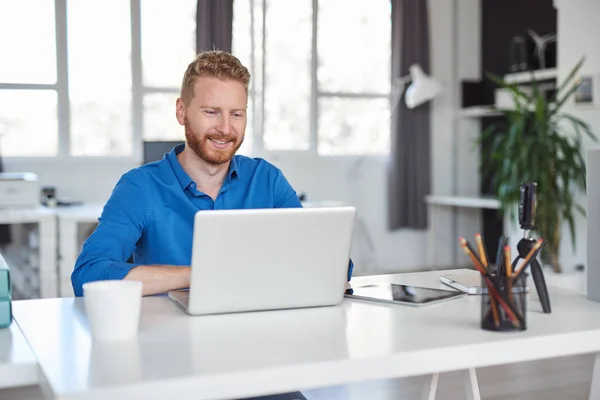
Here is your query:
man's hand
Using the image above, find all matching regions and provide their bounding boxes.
[124,265,191,296]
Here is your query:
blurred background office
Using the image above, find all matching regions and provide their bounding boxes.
[0,0,598,300]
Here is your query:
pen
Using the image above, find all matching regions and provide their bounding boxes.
[495,236,506,276]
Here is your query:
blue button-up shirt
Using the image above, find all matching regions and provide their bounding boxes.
[72,144,353,296]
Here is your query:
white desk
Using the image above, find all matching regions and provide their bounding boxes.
[10,269,600,400]
[0,323,39,389]
[55,204,104,297]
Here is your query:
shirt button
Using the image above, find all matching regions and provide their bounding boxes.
[190,183,195,188]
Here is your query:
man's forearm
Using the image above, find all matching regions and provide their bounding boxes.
[124,265,191,296]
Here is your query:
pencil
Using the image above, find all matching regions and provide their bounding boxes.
[513,239,544,278]
[485,278,522,328]
[489,292,501,328]
[505,245,514,306]
[504,245,512,278]
[459,238,486,275]
[460,239,521,327]
[475,233,489,268]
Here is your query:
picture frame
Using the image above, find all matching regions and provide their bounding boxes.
[574,75,596,106]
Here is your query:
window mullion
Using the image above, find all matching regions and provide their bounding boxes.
[131,0,143,162]
[55,0,70,157]
[309,0,318,155]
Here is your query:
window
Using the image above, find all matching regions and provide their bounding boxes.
[0,0,389,158]
[141,0,196,142]
[68,0,133,156]
[0,0,58,156]
[233,0,391,156]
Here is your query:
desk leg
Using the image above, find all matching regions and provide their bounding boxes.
[463,368,481,400]
[591,353,600,400]
[421,373,439,400]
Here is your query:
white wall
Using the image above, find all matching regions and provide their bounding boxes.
[4,0,481,276]
[540,0,600,272]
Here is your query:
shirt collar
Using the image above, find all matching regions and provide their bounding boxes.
[167,144,241,190]
[167,144,193,190]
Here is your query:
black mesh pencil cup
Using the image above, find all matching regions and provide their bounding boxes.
[481,272,527,332]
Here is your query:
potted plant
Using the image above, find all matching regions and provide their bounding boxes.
[479,57,596,272]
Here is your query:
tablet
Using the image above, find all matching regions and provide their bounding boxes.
[344,284,465,306]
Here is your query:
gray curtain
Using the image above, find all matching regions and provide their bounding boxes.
[196,0,234,53]
[388,0,431,230]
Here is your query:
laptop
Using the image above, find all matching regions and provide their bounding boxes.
[168,206,356,315]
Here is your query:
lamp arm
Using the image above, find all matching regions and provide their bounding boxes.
[390,74,413,115]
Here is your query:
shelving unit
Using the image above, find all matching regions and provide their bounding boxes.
[457,106,503,118]
[503,68,557,84]
[425,195,501,209]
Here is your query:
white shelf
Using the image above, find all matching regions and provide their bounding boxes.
[457,107,503,118]
[425,195,501,209]
[504,68,557,84]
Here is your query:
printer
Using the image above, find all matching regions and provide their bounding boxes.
[0,173,40,208]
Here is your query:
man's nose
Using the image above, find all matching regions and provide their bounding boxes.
[216,114,232,134]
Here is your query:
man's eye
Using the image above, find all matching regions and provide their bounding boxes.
[205,110,217,115]
[232,112,244,118]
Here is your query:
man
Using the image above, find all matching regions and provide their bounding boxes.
[72,50,354,400]
[72,50,353,296]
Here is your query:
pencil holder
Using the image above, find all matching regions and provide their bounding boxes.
[481,272,527,332]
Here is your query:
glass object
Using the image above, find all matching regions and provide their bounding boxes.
[68,0,132,156]
[318,97,389,156]
[263,0,310,150]
[0,90,58,156]
[481,273,527,332]
[141,0,196,88]
[317,0,390,94]
[0,1,57,83]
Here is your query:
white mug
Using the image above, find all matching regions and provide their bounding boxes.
[83,280,143,341]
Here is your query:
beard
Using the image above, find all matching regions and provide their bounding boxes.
[184,118,243,165]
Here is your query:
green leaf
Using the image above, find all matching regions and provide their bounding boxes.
[553,56,585,102]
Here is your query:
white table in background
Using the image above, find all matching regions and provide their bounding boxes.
[0,207,57,298]
[0,323,39,389]
[55,204,104,297]
[425,195,501,267]
[11,269,600,400]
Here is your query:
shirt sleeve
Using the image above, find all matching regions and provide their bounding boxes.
[273,168,303,208]
[272,167,354,281]
[71,170,147,296]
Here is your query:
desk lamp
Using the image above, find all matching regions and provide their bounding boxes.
[391,64,443,114]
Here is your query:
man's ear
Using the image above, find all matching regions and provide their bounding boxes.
[176,98,186,126]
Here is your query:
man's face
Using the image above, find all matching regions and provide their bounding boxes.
[176,77,247,165]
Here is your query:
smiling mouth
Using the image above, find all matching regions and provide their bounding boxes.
[208,137,233,149]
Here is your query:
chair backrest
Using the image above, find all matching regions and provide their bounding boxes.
[142,141,184,165]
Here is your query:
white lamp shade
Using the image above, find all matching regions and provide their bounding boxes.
[404,64,443,109]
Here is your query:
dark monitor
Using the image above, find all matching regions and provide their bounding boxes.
[142,141,184,165]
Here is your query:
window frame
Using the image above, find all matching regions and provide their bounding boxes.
[251,0,391,157]
[0,0,390,161]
